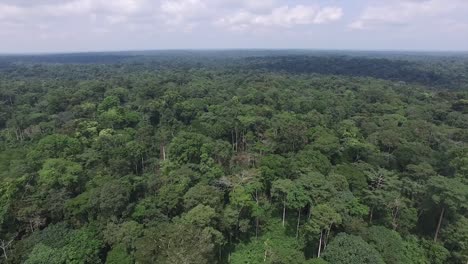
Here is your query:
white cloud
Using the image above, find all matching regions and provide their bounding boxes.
[438,19,468,33]
[350,0,468,30]
[314,7,344,24]
[0,0,147,21]
[0,0,344,33]
[160,0,209,26]
[42,0,146,16]
[220,0,277,12]
[106,15,128,24]
[241,0,277,12]
[0,3,26,20]
[42,0,94,16]
[348,20,365,30]
[217,4,343,31]
[157,1,343,31]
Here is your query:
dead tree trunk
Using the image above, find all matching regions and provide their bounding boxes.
[317,230,323,258]
[282,200,286,227]
[434,207,445,242]
[296,209,301,239]
[0,235,16,260]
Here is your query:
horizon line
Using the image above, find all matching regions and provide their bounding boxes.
[2,48,468,56]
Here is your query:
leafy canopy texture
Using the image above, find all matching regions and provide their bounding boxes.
[0,52,467,263]
[323,233,385,264]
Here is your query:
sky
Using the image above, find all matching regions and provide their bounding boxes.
[1,0,468,53]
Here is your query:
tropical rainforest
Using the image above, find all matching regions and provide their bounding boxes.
[0,51,467,264]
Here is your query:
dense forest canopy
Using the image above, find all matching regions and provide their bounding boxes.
[0,51,467,264]
[1,50,467,90]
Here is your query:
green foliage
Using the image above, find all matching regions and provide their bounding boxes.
[169,132,210,164]
[260,154,290,187]
[403,236,429,264]
[0,177,24,227]
[421,239,450,264]
[92,178,134,218]
[323,233,385,264]
[307,204,342,233]
[441,216,468,263]
[106,244,134,264]
[307,259,329,264]
[231,221,307,264]
[182,205,218,228]
[24,244,64,264]
[183,183,224,210]
[24,225,103,264]
[28,134,82,163]
[146,222,224,264]
[0,53,467,264]
[38,158,83,190]
[362,226,408,264]
[99,96,120,112]
[291,148,332,175]
[103,221,143,249]
[428,176,468,211]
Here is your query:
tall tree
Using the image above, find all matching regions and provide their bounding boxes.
[427,176,468,242]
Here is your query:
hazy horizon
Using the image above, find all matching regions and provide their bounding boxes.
[2,48,468,56]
